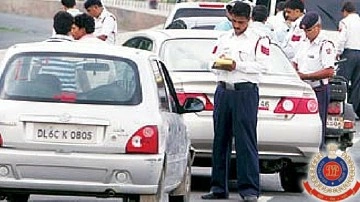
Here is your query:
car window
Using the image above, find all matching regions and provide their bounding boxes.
[150,59,171,112]
[123,37,153,51]
[160,38,216,72]
[0,53,142,105]
[266,43,298,75]
[173,8,226,20]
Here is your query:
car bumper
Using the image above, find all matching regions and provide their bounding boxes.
[184,113,321,163]
[0,148,163,195]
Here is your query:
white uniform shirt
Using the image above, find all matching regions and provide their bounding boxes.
[337,13,360,54]
[94,8,117,45]
[281,15,305,59]
[250,21,278,44]
[212,29,270,84]
[267,11,290,43]
[293,32,336,87]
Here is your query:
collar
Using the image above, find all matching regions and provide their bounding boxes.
[309,31,326,45]
[231,27,252,38]
[97,8,107,20]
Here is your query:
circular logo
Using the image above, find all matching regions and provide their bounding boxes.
[317,157,348,186]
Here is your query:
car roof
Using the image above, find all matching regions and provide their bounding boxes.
[127,29,226,41]
[172,2,227,9]
[3,41,156,61]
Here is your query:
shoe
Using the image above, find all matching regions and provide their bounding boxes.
[201,192,228,200]
[242,195,258,202]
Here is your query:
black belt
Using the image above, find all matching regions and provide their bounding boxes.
[218,81,256,90]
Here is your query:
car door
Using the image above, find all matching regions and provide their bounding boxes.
[149,58,189,186]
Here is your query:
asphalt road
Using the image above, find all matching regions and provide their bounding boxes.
[1,12,360,202]
[0,13,53,49]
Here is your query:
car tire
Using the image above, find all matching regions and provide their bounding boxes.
[6,194,30,202]
[280,167,307,193]
[169,155,191,202]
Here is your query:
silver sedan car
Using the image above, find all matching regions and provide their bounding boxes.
[0,41,204,201]
[123,29,322,193]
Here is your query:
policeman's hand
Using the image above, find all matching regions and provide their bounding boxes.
[213,57,235,71]
[297,72,306,80]
[336,54,341,61]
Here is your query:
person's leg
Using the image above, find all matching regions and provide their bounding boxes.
[231,86,260,198]
[315,86,329,151]
[347,51,360,116]
[209,86,232,196]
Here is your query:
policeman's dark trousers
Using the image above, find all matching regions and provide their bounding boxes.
[210,84,260,198]
[314,85,330,151]
[337,49,360,114]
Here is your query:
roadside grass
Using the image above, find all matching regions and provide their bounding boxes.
[0,27,22,32]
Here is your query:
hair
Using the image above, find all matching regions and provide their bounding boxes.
[84,0,103,9]
[53,11,74,35]
[276,1,285,11]
[231,1,251,18]
[74,13,95,34]
[165,19,187,29]
[252,5,268,22]
[284,0,304,12]
[61,0,76,8]
[341,1,357,13]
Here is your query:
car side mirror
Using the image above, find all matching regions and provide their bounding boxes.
[180,97,205,114]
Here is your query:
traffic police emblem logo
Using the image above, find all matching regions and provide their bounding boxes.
[303,143,360,201]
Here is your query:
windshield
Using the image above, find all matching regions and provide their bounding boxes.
[161,38,217,72]
[304,0,360,31]
[173,8,226,20]
[0,52,141,105]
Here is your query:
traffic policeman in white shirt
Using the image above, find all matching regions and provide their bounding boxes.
[336,1,360,117]
[251,5,278,44]
[292,12,336,151]
[282,0,306,59]
[84,0,117,44]
[201,2,270,201]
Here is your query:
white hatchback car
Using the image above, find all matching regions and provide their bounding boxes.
[123,29,323,192]
[0,42,204,201]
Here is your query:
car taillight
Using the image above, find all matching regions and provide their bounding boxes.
[328,102,342,115]
[274,97,318,114]
[344,120,354,129]
[126,126,158,154]
[176,92,213,111]
[0,134,3,147]
[199,3,224,8]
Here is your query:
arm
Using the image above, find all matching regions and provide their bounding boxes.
[298,41,336,80]
[336,20,348,56]
[97,15,116,41]
[233,37,270,74]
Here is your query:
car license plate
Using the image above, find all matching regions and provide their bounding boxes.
[33,123,97,144]
[326,116,344,129]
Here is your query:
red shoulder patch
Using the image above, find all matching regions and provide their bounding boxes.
[261,45,270,55]
[291,35,301,41]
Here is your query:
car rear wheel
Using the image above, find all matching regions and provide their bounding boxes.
[6,194,30,202]
[280,166,307,193]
